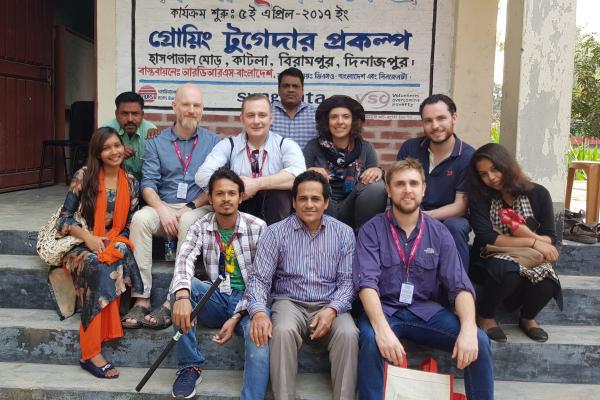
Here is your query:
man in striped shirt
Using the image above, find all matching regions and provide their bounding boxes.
[169,168,269,400]
[245,170,358,400]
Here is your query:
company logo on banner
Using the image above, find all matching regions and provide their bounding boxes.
[124,0,436,114]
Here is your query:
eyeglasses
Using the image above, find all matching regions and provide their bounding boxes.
[250,149,260,175]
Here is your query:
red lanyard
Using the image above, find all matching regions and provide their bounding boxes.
[245,145,268,178]
[386,211,425,280]
[214,230,238,253]
[172,136,198,175]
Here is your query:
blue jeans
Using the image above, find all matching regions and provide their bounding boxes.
[357,308,494,400]
[173,278,269,400]
[443,216,471,273]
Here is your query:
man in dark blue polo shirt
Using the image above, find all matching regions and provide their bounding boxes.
[354,159,493,400]
[396,94,474,272]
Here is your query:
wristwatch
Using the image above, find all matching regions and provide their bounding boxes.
[186,201,196,210]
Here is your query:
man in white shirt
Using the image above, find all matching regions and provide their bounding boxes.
[196,94,305,224]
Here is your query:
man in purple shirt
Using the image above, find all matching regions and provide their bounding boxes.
[354,159,493,400]
[245,170,358,400]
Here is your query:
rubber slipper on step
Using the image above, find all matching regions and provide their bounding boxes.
[79,359,119,379]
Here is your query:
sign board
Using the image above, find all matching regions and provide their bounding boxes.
[117,0,443,114]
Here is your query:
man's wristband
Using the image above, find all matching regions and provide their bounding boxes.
[185,201,196,210]
[230,313,242,321]
[175,296,190,302]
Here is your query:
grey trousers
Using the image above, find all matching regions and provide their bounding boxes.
[327,180,387,231]
[270,299,358,400]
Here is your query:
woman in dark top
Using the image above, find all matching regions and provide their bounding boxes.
[468,143,561,343]
[303,95,387,231]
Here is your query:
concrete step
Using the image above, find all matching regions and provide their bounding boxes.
[555,241,600,275]
[0,255,173,310]
[3,255,599,325]
[0,308,331,374]
[1,362,600,400]
[2,226,599,275]
[0,362,332,400]
[1,308,600,384]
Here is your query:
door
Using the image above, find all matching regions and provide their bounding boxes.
[0,0,55,191]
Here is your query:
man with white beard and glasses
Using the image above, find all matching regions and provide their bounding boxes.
[124,83,221,330]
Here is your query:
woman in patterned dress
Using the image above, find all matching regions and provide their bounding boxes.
[468,143,562,343]
[56,126,143,378]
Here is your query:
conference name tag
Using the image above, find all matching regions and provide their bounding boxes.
[177,182,188,199]
[399,282,414,305]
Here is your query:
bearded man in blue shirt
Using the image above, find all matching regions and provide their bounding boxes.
[354,158,493,400]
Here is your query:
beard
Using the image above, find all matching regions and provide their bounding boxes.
[428,129,454,144]
[392,200,421,215]
[179,116,199,131]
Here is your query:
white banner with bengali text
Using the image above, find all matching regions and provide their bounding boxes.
[116,0,450,114]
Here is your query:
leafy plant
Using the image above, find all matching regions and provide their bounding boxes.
[567,139,600,180]
[571,31,600,138]
[490,124,500,143]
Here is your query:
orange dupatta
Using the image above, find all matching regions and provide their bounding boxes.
[93,167,134,264]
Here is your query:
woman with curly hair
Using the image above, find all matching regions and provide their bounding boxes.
[302,95,387,231]
[468,143,562,343]
[54,127,143,378]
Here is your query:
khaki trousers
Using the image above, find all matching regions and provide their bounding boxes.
[270,299,358,400]
[129,203,211,298]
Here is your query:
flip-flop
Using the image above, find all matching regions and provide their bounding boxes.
[79,359,119,379]
[140,304,172,330]
[121,305,150,329]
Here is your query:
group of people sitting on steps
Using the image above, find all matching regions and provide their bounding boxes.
[48,67,562,400]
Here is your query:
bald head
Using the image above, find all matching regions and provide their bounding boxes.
[172,83,204,134]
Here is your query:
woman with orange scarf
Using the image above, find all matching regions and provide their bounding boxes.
[55,127,143,378]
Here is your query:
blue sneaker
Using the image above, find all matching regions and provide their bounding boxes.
[172,367,202,399]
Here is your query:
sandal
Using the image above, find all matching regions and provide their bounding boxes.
[121,305,150,329]
[79,359,119,379]
[564,223,597,244]
[140,304,172,329]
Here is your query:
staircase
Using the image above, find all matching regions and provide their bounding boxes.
[0,186,599,399]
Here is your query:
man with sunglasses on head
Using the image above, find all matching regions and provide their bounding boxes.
[196,93,306,225]
[169,167,269,399]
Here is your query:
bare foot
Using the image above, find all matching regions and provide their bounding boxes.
[88,354,119,378]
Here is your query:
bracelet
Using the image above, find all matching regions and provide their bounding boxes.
[531,239,537,248]
[230,313,241,320]
[175,296,190,302]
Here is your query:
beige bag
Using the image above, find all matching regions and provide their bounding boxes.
[36,206,86,266]
[481,244,544,269]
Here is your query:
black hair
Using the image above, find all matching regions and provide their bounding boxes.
[115,91,144,109]
[208,167,245,195]
[315,95,365,142]
[278,67,305,86]
[468,143,533,199]
[419,94,457,117]
[292,170,332,201]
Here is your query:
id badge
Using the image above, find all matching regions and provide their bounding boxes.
[177,182,188,199]
[399,282,414,305]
